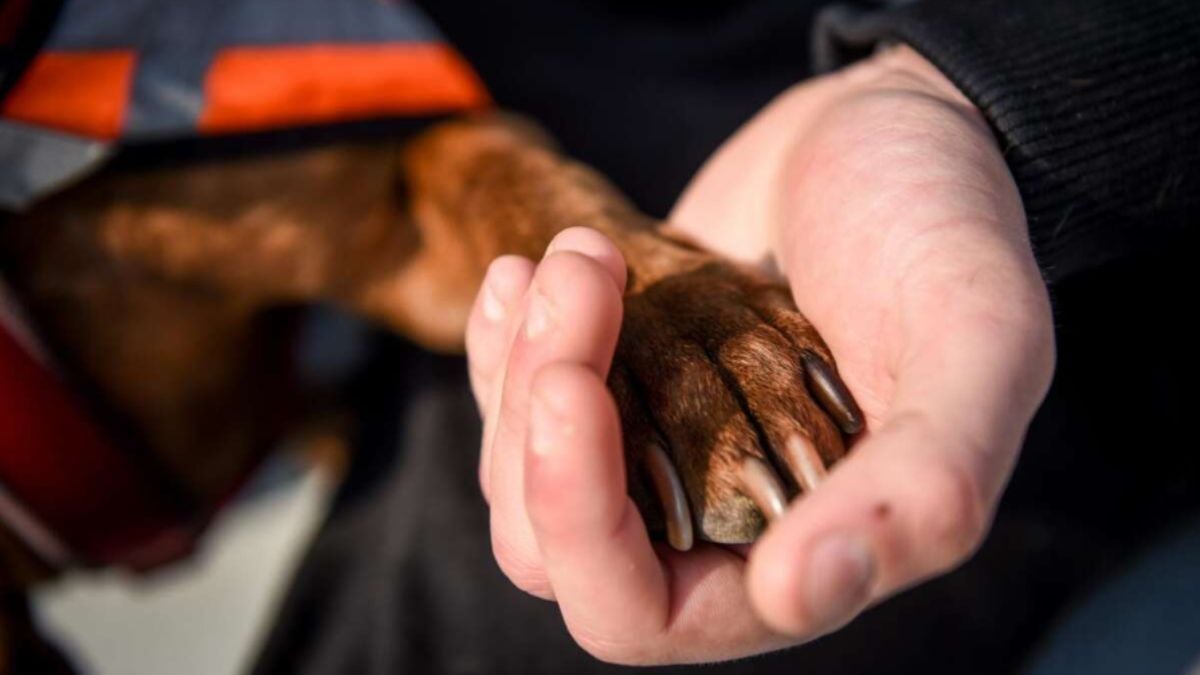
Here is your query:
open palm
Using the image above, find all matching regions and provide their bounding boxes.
[671,45,1055,633]
[468,46,1055,663]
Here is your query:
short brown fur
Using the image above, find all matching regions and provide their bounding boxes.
[0,114,851,671]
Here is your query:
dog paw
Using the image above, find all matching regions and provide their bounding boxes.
[612,234,862,550]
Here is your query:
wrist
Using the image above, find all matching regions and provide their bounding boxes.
[868,46,971,104]
[669,45,998,274]
[846,44,991,138]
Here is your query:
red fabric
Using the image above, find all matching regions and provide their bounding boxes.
[0,323,195,570]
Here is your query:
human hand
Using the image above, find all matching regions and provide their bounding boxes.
[468,229,800,663]
[671,44,1056,634]
[468,44,1055,662]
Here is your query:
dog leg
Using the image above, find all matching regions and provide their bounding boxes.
[6,113,861,548]
[385,115,863,545]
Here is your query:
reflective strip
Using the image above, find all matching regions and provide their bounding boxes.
[198,43,489,134]
[0,314,196,570]
[0,120,110,210]
[0,281,73,567]
[0,49,135,139]
[0,278,48,366]
[0,483,73,567]
[124,45,208,140]
[46,0,442,51]
[0,0,491,199]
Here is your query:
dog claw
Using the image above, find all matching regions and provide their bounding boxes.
[801,351,864,435]
[785,434,827,493]
[739,456,788,522]
[644,444,694,552]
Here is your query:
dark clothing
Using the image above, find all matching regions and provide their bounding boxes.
[254,250,1199,675]
[252,1,1199,674]
[422,0,1199,283]
[822,0,1200,281]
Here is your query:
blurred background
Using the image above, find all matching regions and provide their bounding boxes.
[34,452,336,675]
[3,0,1198,672]
[30,241,1200,674]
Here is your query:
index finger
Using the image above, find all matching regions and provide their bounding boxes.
[525,363,784,664]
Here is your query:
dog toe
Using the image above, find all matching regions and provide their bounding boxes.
[609,251,860,547]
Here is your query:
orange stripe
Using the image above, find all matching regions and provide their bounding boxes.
[1,50,136,139]
[199,44,490,134]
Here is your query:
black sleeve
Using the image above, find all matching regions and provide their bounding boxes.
[814,0,1200,283]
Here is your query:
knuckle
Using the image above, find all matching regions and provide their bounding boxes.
[567,625,656,666]
[918,460,987,566]
[495,393,525,439]
[539,250,618,299]
[465,324,493,369]
[571,633,623,664]
[467,361,491,399]
[492,535,553,599]
[724,332,795,376]
[540,247,592,276]
[550,226,619,257]
[477,462,491,504]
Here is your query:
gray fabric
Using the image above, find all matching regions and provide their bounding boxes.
[45,0,449,142]
[0,122,109,211]
[48,0,441,51]
[124,45,210,140]
[1,0,455,203]
[1024,516,1200,675]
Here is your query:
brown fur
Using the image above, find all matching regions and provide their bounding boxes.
[0,114,847,671]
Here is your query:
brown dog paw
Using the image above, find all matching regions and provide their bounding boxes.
[611,233,862,550]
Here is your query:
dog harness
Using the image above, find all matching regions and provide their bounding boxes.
[0,0,488,571]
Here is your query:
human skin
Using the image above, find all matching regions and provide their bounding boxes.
[467,45,1056,664]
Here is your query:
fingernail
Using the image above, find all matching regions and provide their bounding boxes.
[481,257,530,323]
[524,288,554,339]
[481,279,507,322]
[805,535,874,630]
[529,392,574,457]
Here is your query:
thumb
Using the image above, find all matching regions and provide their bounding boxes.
[746,307,1054,636]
